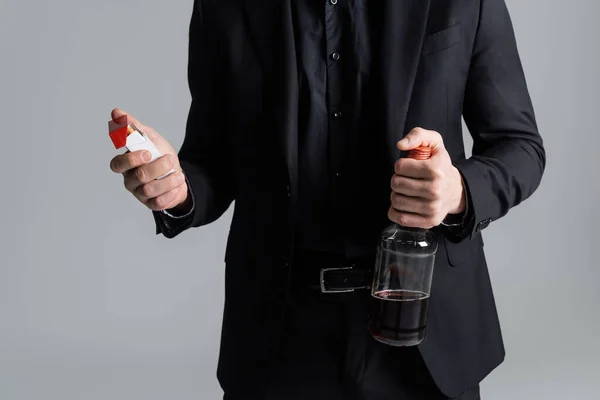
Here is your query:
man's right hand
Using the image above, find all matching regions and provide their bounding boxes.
[109,108,191,213]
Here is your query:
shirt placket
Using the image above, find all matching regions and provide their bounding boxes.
[324,0,345,194]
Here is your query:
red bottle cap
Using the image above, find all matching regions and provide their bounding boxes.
[407,146,432,160]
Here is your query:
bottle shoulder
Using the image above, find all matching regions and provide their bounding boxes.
[379,223,438,254]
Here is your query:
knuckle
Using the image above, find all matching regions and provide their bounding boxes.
[397,214,410,227]
[424,202,436,215]
[395,159,405,172]
[147,198,159,211]
[387,208,396,222]
[174,183,185,196]
[134,167,146,182]
[174,171,186,186]
[154,195,168,210]
[126,152,137,167]
[395,176,406,191]
[428,182,441,197]
[391,193,401,208]
[163,154,175,169]
[141,184,154,199]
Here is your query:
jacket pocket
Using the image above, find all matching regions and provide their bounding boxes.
[422,24,461,56]
[444,233,483,267]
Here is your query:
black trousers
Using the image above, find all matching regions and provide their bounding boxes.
[225,252,481,400]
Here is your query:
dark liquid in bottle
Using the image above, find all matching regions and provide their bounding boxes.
[368,289,430,347]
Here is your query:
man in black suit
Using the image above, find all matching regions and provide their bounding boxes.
[109,0,546,398]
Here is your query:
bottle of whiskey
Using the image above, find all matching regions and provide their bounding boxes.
[368,146,438,347]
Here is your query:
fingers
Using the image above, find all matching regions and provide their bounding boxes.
[390,174,439,200]
[394,158,430,179]
[146,185,187,211]
[122,154,177,192]
[394,157,446,182]
[390,192,426,214]
[110,150,152,174]
[387,207,434,230]
[390,192,442,217]
[134,170,186,201]
[397,127,445,152]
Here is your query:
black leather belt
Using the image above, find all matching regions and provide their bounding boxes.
[293,250,375,293]
[318,266,373,293]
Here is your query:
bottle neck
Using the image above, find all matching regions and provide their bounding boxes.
[393,223,429,233]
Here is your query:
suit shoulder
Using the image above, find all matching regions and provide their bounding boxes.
[428,0,481,31]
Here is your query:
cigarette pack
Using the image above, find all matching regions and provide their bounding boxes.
[108,120,175,179]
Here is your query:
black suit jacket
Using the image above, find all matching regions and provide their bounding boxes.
[157,0,546,397]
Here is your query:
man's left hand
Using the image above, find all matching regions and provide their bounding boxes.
[388,127,466,229]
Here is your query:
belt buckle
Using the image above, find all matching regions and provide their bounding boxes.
[320,267,355,294]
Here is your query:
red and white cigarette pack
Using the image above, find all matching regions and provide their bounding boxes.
[108,120,175,179]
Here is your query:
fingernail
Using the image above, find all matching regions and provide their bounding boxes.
[399,138,409,145]
[141,151,151,162]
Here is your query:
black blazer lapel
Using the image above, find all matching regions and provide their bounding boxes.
[243,0,300,224]
[378,0,432,166]
[242,0,278,76]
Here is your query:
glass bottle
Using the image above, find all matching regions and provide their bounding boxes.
[368,146,438,347]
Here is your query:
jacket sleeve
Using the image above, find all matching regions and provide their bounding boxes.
[453,0,546,241]
[155,1,235,239]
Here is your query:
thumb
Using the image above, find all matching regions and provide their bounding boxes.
[397,127,444,152]
[111,107,141,126]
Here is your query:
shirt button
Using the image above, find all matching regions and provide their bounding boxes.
[331,52,340,60]
[330,0,338,4]
[332,111,343,119]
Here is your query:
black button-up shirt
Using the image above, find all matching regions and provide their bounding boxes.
[292,0,371,255]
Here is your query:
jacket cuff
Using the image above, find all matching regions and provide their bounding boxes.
[452,159,493,240]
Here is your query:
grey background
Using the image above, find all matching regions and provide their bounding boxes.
[0,0,598,399]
